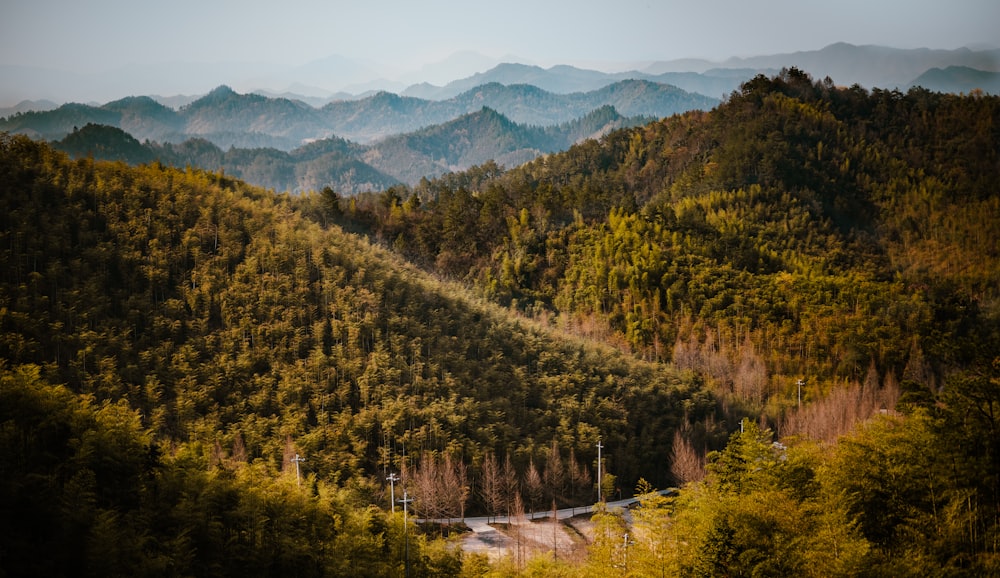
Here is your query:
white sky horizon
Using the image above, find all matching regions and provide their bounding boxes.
[4,0,997,72]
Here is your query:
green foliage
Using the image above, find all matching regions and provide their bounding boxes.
[635,368,1000,577]
[824,364,1000,576]
[3,66,999,575]
[338,69,999,409]
[0,133,713,572]
[0,363,466,576]
[657,423,869,578]
[56,123,156,164]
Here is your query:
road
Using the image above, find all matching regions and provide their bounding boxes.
[418,491,674,560]
[421,490,673,526]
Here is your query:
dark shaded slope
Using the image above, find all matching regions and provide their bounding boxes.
[0,134,713,493]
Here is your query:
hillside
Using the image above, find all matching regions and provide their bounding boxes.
[1,81,715,150]
[346,69,1000,396]
[361,106,650,186]
[3,69,1000,575]
[56,123,156,164]
[0,133,723,572]
[330,70,1000,574]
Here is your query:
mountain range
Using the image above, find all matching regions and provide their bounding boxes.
[0,80,714,150]
[51,104,651,192]
[2,42,997,107]
[3,42,998,195]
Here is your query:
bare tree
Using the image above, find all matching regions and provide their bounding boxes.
[734,339,768,404]
[501,451,520,517]
[281,435,297,477]
[670,428,705,485]
[478,452,503,522]
[230,432,247,465]
[780,373,901,444]
[544,439,565,506]
[550,499,560,561]
[410,452,444,521]
[702,328,734,386]
[524,458,544,514]
[409,452,469,523]
[441,453,469,520]
[210,439,225,469]
[567,448,591,503]
[511,492,527,572]
[672,328,700,371]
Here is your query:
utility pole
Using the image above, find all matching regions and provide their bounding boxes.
[292,453,306,488]
[398,490,413,578]
[797,379,804,410]
[387,473,399,513]
[622,532,635,573]
[596,439,604,503]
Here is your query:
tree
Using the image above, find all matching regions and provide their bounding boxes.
[440,453,469,520]
[320,186,342,222]
[524,458,544,514]
[410,452,445,521]
[659,419,869,577]
[543,440,565,506]
[670,428,705,485]
[567,448,592,504]
[501,452,520,518]
[629,480,679,577]
[585,503,629,577]
[478,452,503,522]
[410,452,469,523]
[704,419,779,493]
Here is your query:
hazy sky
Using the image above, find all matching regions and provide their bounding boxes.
[3,0,998,73]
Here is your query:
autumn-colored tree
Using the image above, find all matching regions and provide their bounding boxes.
[478,451,504,522]
[543,439,566,505]
[524,458,544,515]
[670,428,705,485]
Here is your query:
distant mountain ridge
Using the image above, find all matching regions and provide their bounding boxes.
[4,43,996,107]
[908,66,1000,94]
[692,42,1000,89]
[1,81,715,149]
[52,104,651,193]
[401,62,771,100]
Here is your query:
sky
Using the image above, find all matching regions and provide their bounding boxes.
[1,0,998,101]
[4,0,997,69]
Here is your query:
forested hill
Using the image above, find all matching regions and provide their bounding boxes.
[2,68,1000,576]
[0,133,715,574]
[347,68,1000,400]
[327,70,1000,574]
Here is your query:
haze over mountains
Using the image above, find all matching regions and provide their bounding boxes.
[2,42,998,194]
[1,80,712,146]
[47,103,655,193]
[0,75,715,192]
[2,43,998,107]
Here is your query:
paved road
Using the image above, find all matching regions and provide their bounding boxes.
[419,490,675,559]
[421,490,674,527]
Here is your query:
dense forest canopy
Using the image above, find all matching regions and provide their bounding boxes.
[1,69,999,575]
[346,70,999,391]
